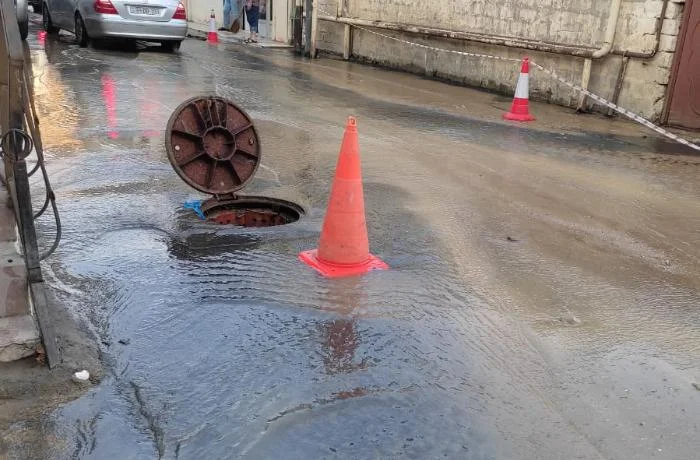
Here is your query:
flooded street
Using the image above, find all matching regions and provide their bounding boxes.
[12,20,700,459]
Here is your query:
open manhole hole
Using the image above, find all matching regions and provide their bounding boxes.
[202,197,303,227]
[166,96,304,227]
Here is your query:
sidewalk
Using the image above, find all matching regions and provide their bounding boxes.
[0,181,40,362]
[187,21,292,48]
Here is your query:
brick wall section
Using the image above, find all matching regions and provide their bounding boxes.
[316,0,687,121]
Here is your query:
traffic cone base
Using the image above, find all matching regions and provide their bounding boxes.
[299,116,388,278]
[299,249,388,278]
[503,99,535,121]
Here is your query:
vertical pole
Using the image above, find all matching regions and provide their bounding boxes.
[303,0,312,55]
[577,58,592,112]
[340,0,350,59]
[343,24,352,60]
[293,1,303,53]
[607,56,629,117]
[310,0,318,58]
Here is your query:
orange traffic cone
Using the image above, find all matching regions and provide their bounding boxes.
[503,57,535,122]
[299,117,389,278]
[208,10,219,44]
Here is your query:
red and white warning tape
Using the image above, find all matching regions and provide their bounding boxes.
[527,61,700,152]
[330,21,700,153]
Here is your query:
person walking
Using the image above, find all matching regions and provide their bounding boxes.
[244,0,261,43]
[222,0,242,31]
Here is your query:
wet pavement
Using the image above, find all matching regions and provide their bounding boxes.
[11,19,700,459]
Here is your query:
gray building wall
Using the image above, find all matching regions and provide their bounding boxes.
[316,0,687,121]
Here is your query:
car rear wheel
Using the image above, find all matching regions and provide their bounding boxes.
[161,40,181,53]
[18,17,28,40]
[75,13,89,47]
[43,5,58,34]
[16,0,29,40]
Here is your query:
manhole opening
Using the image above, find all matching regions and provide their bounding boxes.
[167,97,303,228]
[202,197,303,228]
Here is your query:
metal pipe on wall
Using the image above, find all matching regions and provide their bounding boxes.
[577,0,669,110]
[593,0,623,59]
[624,0,669,59]
[577,0,622,111]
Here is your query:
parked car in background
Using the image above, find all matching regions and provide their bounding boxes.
[42,0,187,51]
[15,0,28,39]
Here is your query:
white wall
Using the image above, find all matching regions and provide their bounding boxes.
[186,0,225,28]
[270,0,292,42]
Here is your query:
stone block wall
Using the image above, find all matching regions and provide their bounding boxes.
[316,0,687,121]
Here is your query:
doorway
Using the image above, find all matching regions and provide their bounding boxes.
[244,0,290,42]
[257,0,271,38]
[665,0,700,129]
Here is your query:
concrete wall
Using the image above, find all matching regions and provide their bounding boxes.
[316,0,687,121]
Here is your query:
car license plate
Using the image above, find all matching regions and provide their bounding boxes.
[129,6,160,15]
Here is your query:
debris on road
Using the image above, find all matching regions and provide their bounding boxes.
[73,370,90,382]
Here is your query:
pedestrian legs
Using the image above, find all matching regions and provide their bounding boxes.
[222,0,233,29]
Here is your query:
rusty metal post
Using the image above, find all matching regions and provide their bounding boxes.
[303,0,312,56]
[607,56,629,117]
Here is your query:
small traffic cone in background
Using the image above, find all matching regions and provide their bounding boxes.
[207,10,219,44]
[503,57,535,122]
[299,117,389,278]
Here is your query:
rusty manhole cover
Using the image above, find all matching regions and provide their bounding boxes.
[165,96,261,195]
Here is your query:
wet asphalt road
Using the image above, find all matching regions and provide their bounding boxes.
[18,19,700,460]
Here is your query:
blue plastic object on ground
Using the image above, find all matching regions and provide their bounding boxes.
[183,200,206,220]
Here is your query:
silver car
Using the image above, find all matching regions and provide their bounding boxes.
[42,0,187,51]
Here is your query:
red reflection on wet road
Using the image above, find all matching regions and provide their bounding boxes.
[101,74,119,139]
[323,319,360,374]
[141,80,161,138]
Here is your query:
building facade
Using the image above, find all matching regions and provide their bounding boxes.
[185,0,294,44]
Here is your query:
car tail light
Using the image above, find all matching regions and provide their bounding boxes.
[94,0,118,14]
[173,2,186,20]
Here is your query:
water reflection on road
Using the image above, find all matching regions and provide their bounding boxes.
[18,21,700,460]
